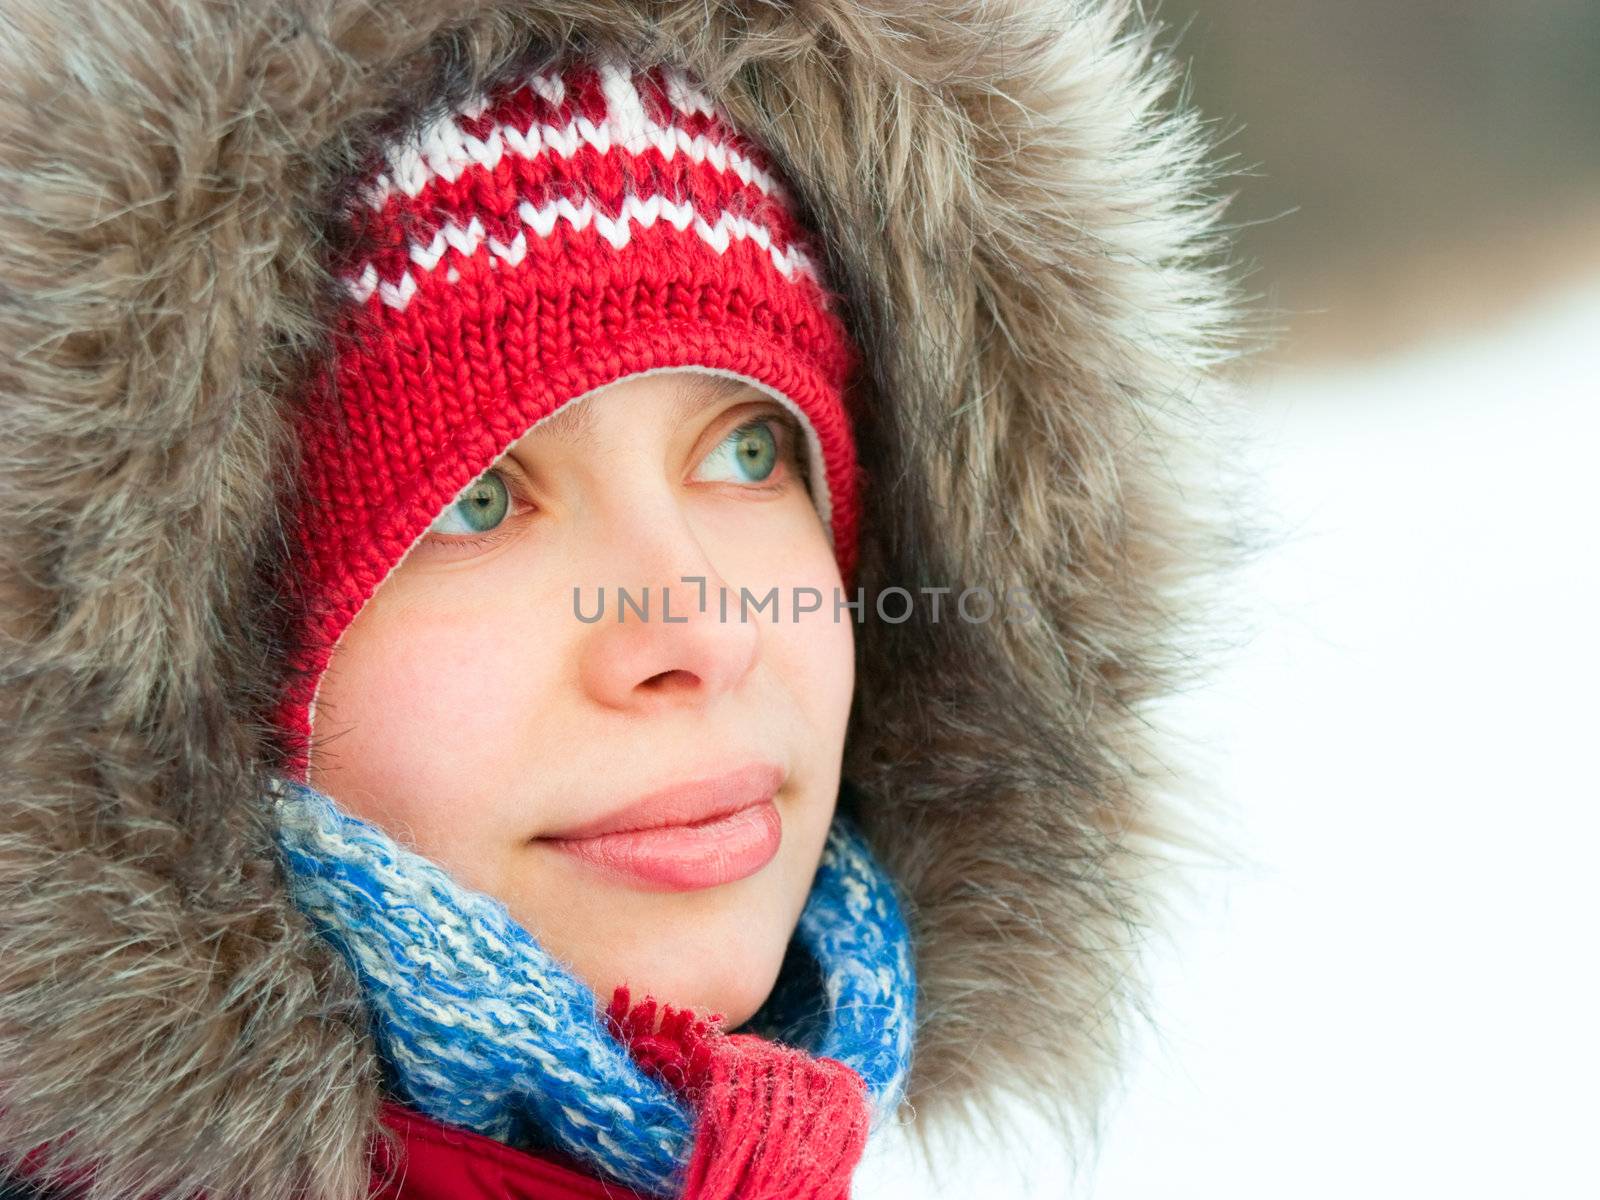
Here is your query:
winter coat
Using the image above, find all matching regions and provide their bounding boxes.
[0,1,1254,1197]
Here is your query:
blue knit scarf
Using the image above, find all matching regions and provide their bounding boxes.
[267,775,916,1198]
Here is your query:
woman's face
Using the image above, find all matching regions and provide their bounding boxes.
[307,369,855,1030]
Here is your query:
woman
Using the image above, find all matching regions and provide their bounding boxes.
[0,2,1256,1197]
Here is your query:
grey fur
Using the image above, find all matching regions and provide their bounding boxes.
[0,2,1267,1197]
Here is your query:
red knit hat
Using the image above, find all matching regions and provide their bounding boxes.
[274,50,865,782]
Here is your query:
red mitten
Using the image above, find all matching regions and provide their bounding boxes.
[605,985,871,1200]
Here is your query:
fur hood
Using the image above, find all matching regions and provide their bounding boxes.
[0,1,1256,1197]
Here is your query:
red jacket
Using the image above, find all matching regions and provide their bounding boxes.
[3,1089,854,1200]
[0,1103,643,1200]
[370,1102,650,1200]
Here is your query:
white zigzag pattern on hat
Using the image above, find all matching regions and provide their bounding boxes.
[342,195,822,310]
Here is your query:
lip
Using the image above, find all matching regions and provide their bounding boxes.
[537,761,786,892]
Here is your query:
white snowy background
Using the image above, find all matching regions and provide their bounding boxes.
[854,274,1600,1198]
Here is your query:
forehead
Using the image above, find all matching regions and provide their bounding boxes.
[526,370,759,447]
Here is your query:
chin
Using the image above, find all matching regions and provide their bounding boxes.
[593,901,793,1029]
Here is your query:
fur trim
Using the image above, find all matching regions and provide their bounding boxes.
[0,2,1263,1197]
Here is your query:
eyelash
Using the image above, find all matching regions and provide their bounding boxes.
[419,408,808,553]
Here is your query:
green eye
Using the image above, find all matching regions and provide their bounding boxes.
[698,420,780,483]
[429,470,511,535]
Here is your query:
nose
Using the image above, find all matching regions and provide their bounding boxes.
[574,533,760,715]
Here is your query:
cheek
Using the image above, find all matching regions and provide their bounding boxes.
[771,578,855,746]
[720,507,856,748]
[309,576,559,855]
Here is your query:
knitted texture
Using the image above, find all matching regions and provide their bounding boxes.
[275,50,865,780]
[268,775,915,1199]
[607,989,870,1200]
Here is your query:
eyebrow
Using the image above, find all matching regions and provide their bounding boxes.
[536,372,757,446]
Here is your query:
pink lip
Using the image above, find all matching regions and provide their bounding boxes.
[538,762,786,892]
